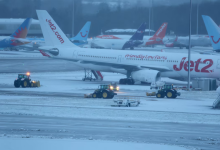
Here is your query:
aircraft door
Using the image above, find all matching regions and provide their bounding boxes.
[117,55,122,63]
[217,59,220,69]
[73,50,77,59]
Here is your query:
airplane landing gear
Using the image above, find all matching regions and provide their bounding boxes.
[119,78,135,85]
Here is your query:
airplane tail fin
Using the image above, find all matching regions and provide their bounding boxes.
[152,23,168,39]
[71,21,91,41]
[10,18,32,38]
[130,22,146,40]
[36,10,77,47]
[202,15,220,51]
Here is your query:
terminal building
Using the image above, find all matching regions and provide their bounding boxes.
[0,18,42,36]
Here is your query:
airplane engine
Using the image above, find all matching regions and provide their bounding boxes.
[38,47,59,56]
[131,70,161,83]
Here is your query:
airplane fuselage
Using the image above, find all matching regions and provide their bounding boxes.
[0,37,30,48]
[51,46,220,80]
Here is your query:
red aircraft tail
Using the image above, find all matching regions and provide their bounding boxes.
[152,23,168,39]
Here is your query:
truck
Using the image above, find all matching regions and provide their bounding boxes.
[113,97,140,107]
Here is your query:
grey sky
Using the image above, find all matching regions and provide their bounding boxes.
[82,0,218,7]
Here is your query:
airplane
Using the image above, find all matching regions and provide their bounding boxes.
[70,21,91,47]
[36,10,220,85]
[143,22,168,47]
[92,22,168,49]
[0,18,32,50]
[202,15,220,52]
[165,35,211,49]
[27,21,91,48]
[91,22,146,50]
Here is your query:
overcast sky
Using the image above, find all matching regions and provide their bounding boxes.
[82,0,218,7]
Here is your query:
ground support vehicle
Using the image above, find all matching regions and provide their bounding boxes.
[14,73,40,88]
[92,85,117,99]
[156,84,180,98]
[113,96,140,107]
[109,82,119,91]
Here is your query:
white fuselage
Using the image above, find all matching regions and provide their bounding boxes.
[91,35,155,49]
[93,35,167,47]
[91,38,129,49]
[111,35,169,46]
[52,46,220,80]
[175,36,211,47]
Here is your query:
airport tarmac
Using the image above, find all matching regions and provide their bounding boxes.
[0,114,220,150]
[0,115,220,150]
[1,49,220,150]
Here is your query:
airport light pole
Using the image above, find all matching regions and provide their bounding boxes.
[149,3,151,36]
[196,1,199,35]
[72,0,75,37]
[188,0,192,91]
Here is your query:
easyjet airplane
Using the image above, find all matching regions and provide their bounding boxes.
[143,22,168,47]
[36,10,220,85]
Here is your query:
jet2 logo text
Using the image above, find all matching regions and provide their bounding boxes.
[46,19,64,44]
[173,57,214,73]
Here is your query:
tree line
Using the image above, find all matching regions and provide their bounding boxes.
[0,0,219,37]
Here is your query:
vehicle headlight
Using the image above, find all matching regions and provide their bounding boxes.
[116,87,119,90]
[110,86,113,90]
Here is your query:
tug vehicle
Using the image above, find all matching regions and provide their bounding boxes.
[14,72,40,88]
[156,84,180,98]
[92,85,117,99]
[113,96,140,107]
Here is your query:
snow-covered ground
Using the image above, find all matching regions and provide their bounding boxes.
[1,49,220,150]
[0,137,190,150]
[0,50,43,59]
[0,71,220,124]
